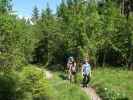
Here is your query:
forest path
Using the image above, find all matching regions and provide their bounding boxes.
[45,70,53,79]
[81,87,101,100]
[45,70,101,100]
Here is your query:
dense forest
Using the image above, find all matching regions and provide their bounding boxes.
[1,0,133,69]
[0,0,133,100]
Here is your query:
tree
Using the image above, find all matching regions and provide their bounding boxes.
[31,6,39,23]
[0,0,12,13]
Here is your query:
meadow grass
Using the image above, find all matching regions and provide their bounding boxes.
[48,72,90,100]
[91,67,133,100]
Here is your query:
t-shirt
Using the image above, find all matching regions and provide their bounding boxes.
[82,63,91,75]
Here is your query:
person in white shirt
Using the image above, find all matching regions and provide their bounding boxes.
[67,56,77,83]
[82,59,91,87]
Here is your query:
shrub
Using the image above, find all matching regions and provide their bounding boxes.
[20,65,52,100]
[0,71,28,100]
[0,65,52,100]
[0,53,14,72]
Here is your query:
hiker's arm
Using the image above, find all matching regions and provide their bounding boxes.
[74,62,76,67]
[89,66,91,77]
[81,65,84,76]
[67,62,69,69]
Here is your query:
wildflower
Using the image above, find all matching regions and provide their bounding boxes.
[104,88,107,91]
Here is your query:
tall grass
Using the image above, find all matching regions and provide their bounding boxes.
[91,68,133,100]
[48,72,90,100]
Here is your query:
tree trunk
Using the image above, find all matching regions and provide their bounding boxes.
[102,51,106,67]
[102,47,108,67]
[121,0,125,15]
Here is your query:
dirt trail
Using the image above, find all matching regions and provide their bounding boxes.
[81,87,101,100]
[45,70,101,100]
[45,70,53,79]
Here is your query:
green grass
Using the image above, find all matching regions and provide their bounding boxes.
[48,72,90,100]
[91,68,133,100]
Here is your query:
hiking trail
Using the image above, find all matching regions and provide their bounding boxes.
[45,70,53,79]
[81,87,101,100]
[45,70,101,100]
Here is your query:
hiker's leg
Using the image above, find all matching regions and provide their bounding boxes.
[70,73,72,82]
[82,75,86,87]
[86,75,90,86]
[71,74,73,83]
[82,75,84,87]
[75,74,77,83]
[69,71,71,82]
[67,70,69,80]
[68,70,71,80]
[73,72,77,83]
[85,75,88,87]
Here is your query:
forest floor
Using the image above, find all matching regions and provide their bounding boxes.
[45,70,101,100]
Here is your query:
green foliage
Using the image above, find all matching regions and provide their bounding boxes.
[20,65,51,100]
[54,83,90,100]
[1,0,133,99]
[31,6,39,23]
[0,14,39,69]
[91,68,133,100]
[0,72,19,100]
[32,6,65,65]
[31,0,133,67]
[75,72,83,85]
[0,53,13,72]
[0,0,12,13]
[0,65,52,100]
[96,86,128,100]
[48,71,90,100]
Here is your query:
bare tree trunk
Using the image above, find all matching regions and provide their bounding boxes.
[95,54,99,68]
[122,0,125,15]
[102,48,107,67]
[128,47,133,70]
[102,53,106,67]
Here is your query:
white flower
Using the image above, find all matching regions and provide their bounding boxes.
[104,88,107,91]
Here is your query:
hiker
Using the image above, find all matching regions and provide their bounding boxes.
[67,56,77,83]
[82,58,91,87]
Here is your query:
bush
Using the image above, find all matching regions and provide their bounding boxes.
[0,53,13,72]
[0,65,52,100]
[20,65,52,100]
[0,71,27,100]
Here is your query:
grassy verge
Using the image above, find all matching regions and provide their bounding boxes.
[91,67,133,100]
[0,64,90,100]
[48,72,90,100]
